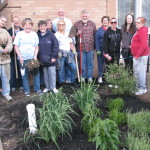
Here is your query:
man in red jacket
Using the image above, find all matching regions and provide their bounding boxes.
[131,17,150,95]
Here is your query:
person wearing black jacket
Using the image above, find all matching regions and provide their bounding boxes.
[37,20,59,94]
[8,16,23,92]
[103,18,122,65]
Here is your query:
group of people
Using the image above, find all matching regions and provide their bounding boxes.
[0,8,149,101]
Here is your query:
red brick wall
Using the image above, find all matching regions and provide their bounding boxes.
[1,0,116,30]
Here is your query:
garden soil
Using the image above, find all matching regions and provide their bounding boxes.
[0,83,150,150]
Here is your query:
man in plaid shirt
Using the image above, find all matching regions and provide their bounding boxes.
[74,10,96,82]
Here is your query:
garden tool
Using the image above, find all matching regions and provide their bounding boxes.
[20,63,25,76]
[69,25,80,82]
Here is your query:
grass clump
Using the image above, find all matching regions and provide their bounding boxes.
[127,110,150,134]
[127,132,150,150]
[73,82,100,113]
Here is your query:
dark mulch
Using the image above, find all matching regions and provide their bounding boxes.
[0,83,149,150]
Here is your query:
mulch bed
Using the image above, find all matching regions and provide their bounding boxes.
[0,83,150,150]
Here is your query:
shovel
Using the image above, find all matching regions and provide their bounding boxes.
[20,63,25,76]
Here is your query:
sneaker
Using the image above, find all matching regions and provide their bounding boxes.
[52,88,58,94]
[11,88,17,92]
[43,88,50,93]
[25,92,30,97]
[88,78,93,83]
[19,87,24,91]
[135,88,147,95]
[5,95,12,101]
[98,77,103,83]
[81,78,85,82]
[36,90,43,95]
[65,80,71,84]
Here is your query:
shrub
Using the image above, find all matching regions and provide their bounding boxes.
[88,118,120,150]
[108,109,126,126]
[36,91,76,149]
[127,110,150,134]
[73,82,100,113]
[107,98,124,111]
[105,64,136,95]
[127,132,150,150]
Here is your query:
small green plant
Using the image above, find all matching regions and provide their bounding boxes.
[88,118,120,150]
[105,64,136,95]
[127,132,150,150]
[127,110,150,134]
[107,98,124,111]
[73,82,100,112]
[81,105,101,134]
[108,109,126,126]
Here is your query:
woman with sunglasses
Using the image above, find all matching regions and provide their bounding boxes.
[121,14,136,71]
[131,17,150,95]
[14,18,41,96]
[55,20,76,86]
[103,18,122,66]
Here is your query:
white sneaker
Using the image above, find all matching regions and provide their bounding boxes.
[52,88,58,94]
[108,84,113,88]
[43,88,50,93]
[81,78,85,82]
[5,95,12,101]
[88,78,93,83]
[98,77,103,83]
[135,88,147,95]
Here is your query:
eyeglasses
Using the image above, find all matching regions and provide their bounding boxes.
[135,22,141,24]
[111,22,117,24]
[58,24,65,26]
[25,18,32,21]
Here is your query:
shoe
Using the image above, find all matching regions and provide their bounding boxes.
[52,88,58,94]
[65,80,71,84]
[114,85,119,88]
[5,95,12,101]
[43,88,50,93]
[88,78,93,83]
[19,87,24,91]
[135,88,147,95]
[98,77,103,83]
[81,78,85,82]
[37,90,43,95]
[25,92,30,96]
[11,88,17,92]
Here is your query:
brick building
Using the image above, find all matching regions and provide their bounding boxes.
[0,0,116,30]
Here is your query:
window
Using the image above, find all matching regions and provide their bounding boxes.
[118,0,134,27]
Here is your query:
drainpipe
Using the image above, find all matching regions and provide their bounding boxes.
[26,104,37,134]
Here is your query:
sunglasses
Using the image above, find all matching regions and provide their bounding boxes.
[135,22,141,24]
[58,24,65,26]
[25,18,32,21]
[111,22,117,24]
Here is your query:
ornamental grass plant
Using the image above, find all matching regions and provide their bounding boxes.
[72,82,100,113]
[36,90,76,149]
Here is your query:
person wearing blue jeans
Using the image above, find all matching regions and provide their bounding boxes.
[58,53,76,84]
[74,10,96,82]
[95,16,110,83]
[14,18,41,96]
[55,20,77,85]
